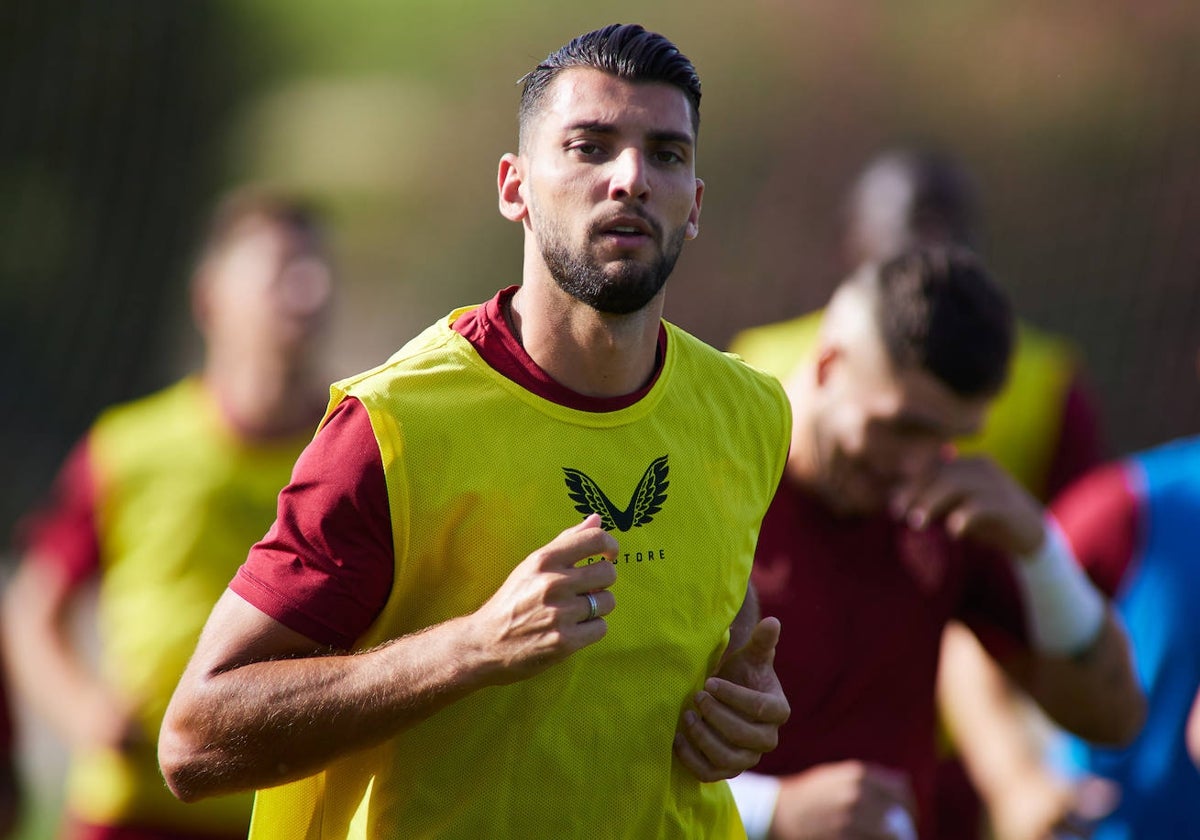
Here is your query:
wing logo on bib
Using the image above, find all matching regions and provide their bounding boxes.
[563,455,669,532]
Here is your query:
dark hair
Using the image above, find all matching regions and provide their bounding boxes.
[903,148,979,249]
[200,186,324,263]
[849,147,981,256]
[517,24,701,147]
[872,245,1013,398]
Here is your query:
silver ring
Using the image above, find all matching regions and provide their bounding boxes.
[584,592,599,622]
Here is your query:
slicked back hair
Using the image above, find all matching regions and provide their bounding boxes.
[869,245,1014,398]
[517,23,702,150]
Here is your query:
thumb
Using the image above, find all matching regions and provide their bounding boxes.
[739,617,781,665]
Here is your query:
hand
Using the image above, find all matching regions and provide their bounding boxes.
[674,617,790,782]
[470,514,618,684]
[987,768,1077,840]
[769,761,916,840]
[890,455,1045,555]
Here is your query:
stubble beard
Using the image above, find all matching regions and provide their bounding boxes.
[539,219,689,315]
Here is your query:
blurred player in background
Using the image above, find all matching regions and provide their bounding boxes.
[2,188,334,840]
[728,147,1109,840]
[726,245,1140,840]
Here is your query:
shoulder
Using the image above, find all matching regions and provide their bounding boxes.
[725,311,824,381]
[667,323,790,414]
[331,314,482,407]
[93,378,200,431]
[89,378,208,469]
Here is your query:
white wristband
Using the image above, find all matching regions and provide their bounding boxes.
[727,772,781,840]
[1013,516,1106,656]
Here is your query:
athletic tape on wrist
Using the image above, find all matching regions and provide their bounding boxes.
[1013,516,1106,656]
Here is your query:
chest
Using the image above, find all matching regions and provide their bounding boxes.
[753,501,965,716]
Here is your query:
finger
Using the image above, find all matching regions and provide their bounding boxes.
[691,689,779,753]
[737,617,781,667]
[702,677,791,725]
[674,711,757,781]
[944,500,985,540]
[672,729,725,783]
[570,556,618,593]
[535,518,618,570]
[560,614,609,653]
[904,473,969,531]
[575,589,615,623]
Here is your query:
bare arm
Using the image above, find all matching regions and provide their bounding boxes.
[1001,613,1143,746]
[937,622,1076,840]
[1,559,141,751]
[159,515,617,801]
[893,456,1145,746]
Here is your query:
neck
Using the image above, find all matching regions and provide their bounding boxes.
[202,347,324,440]
[508,280,663,399]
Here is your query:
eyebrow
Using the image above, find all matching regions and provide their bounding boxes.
[566,121,694,148]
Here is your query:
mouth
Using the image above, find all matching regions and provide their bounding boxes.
[594,215,657,247]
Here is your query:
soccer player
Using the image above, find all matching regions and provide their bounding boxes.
[2,189,335,840]
[728,147,1107,840]
[727,246,1142,840]
[157,24,792,840]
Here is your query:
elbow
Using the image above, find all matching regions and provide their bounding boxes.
[158,734,202,804]
[158,715,222,804]
[1074,680,1147,748]
[1102,685,1147,747]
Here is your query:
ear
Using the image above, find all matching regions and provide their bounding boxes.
[814,344,841,388]
[498,153,528,223]
[684,177,704,240]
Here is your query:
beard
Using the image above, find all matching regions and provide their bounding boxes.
[810,420,888,518]
[537,215,689,315]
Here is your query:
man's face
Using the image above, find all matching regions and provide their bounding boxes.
[199,219,333,357]
[513,67,703,314]
[808,339,990,517]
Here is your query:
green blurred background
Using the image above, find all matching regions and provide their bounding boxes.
[3,1,1199,833]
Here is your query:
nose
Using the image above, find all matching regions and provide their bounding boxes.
[608,148,649,202]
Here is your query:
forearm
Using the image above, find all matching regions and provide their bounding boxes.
[0,565,127,747]
[938,624,1046,800]
[1016,612,1144,745]
[162,517,620,801]
[160,612,495,801]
